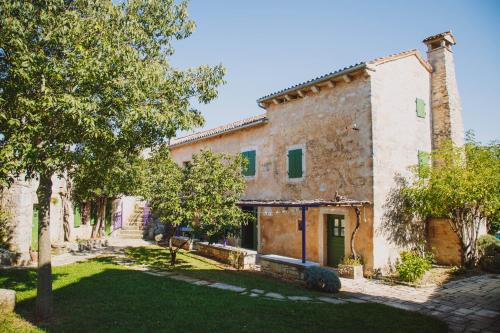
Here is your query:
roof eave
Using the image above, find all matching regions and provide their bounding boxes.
[256,63,367,104]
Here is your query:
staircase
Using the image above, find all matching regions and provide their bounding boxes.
[116,206,145,239]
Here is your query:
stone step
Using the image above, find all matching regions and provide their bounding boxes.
[118,230,144,239]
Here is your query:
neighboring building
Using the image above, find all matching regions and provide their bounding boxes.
[169,32,465,274]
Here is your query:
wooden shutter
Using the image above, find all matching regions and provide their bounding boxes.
[418,151,430,174]
[242,150,256,177]
[416,98,426,118]
[288,148,303,178]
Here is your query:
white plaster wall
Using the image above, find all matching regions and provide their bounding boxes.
[370,55,432,270]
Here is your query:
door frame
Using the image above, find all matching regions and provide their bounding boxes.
[317,207,350,266]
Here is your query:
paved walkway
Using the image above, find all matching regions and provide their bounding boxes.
[341,275,500,333]
[9,241,498,333]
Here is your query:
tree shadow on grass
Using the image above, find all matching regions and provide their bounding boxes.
[0,267,67,293]
[9,264,447,333]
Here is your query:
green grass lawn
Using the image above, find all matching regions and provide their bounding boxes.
[0,248,448,333]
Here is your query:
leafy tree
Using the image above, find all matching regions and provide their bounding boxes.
[0,0,224,320]
[402,136,499,267]
[142,147,253,265]
[71,151,146,239]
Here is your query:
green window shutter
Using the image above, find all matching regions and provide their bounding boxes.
[418,150,430,173]
[241,150,256,177]
[74,204,81,227]
[416,98,426,118]
[288,148,303,178]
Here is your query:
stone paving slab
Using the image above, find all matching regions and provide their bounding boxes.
[317,297,347,304]
[264,292,286,300]
[288,296,312,301]
[209,283,246,293]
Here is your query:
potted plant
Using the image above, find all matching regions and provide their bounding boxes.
[337,256,363,279]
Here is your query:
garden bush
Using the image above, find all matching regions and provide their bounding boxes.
[304,266,341,293]
[477,234,500,273]
[396,251,432,283]
[477,234,500,256]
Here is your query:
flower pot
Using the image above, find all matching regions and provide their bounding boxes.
[338,264,363,279]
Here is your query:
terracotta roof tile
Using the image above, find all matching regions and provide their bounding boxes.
[257,49,431,103]
[169,114,268,148]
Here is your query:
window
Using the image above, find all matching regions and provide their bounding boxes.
[297,219,302,231]
[241,150,256,177]
[416,98,426,118]
[287,148,303,179]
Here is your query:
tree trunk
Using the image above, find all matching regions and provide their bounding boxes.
[81,201,90,225]
[97,197,106,238]
[61,193,71,241]
[168,236,178,266]
[35,172,53,321]
[350,207,361,259]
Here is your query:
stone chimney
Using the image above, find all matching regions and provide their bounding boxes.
[423,31,464,151]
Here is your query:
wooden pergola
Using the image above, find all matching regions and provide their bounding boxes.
[236,199,370,264]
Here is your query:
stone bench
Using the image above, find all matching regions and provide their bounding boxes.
[259,254,319,283]
[196,242,257,270]
[0,289,16,312]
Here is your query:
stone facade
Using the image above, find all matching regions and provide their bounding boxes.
[169,32,467,274]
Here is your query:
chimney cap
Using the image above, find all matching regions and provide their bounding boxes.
[423,31,456,46]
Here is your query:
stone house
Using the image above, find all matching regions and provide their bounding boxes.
[169,32,465,274]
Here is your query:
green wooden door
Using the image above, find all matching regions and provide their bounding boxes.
[241,207,257,250]
[327,214,345,267]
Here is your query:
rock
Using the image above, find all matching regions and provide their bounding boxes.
[154,234,163,242]
[0,248,16,265]
[0,289,16,312]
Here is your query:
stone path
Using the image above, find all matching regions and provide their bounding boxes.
[340,275,500,333]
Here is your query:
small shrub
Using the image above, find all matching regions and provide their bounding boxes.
[340,256,363,266]
[396,251,432,283]
[477,234,500,273]
[304,266,341,293]
[450,265,467,276]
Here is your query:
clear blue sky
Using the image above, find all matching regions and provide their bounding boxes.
[170,0,500,143]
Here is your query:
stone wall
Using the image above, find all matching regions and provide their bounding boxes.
[427,218,461,266]
[427,45,464,150]
[196,242,257,270]
[259,254,319,283]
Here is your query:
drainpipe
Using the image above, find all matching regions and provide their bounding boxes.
[301,206,306,263]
